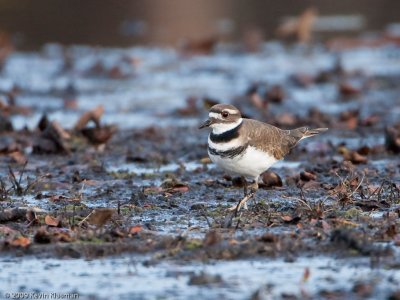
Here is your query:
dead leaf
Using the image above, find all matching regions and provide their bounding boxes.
[26,209,38,225]
[302,267,310,282]
[180,36,218,55]
[277,7,317,43]
[129,225,142,235]
[34,227,51,244]
[74,105,104,130]
[8,151,27,164]
[300,171,317,181]
[80,208,115,227]
[9,236,31,248]
[261,171,283,188]
[385,126,400,154]
[266,85,285,103]
[161,178,189,194]
[53,229,74,242]
[52,121,71,139]
[33,121,70,154]
[45,215,60,227]
[0,225,18,235]
[281,215,293,222]
[203,230,221,246]
[80,125,117,145]
[276,113,297,127]
[200,157,211,164]
[339,82,361,96]
[281,215,301,224]
[346,151,368,164]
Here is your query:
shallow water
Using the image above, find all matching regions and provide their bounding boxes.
[6,42,400,130]
[0,254,398,300]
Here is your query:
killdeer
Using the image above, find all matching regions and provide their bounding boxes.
[199,104,328,211]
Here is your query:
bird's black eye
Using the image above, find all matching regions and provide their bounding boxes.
[221,111,229,118]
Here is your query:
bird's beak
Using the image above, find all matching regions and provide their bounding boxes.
[199,118,212,129]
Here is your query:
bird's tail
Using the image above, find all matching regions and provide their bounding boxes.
[292,127,328,140]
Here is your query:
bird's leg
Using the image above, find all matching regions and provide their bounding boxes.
[248,176,259,194]
[229,191,256,212]
[248,176,259,207]
[242,176,248,196]
[229,176,259,212]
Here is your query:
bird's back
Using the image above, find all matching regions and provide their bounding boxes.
[240,119,324,160]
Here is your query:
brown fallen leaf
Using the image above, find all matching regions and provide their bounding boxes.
[80,208,115,227]
[0,113,13,132]
[80,125,117,146]
[8,151,27,164]
[277,7,317,43]
[161,178,189,194]
[200,157,211,164]
[203,97,219,109]
[302,267,310,282]
[352,282,373,298]
[0,225,19,235]
[34,226,51,244]
[44,215,61,227]
[281,215,301,224]
[74,105,104,131]
[33,121,70,154]
[26,209,38,226]
[344,151,368,164]
[203,229,221,246]
[291,73,315,87]
[281,215,293,222]
[261,171,283,188]
[180,36,218,55]
[339,110,359,130]
[360,115,379,127]
[339,82,361,96]
[275,113,297,127]
[266,85,285,103]
[52,121,71,140]
[176,97,199,116]
[385,126,400,154]
[300,171,317,181]
[53,229,74,242]
[9,236,31,248]
[129,225,142,235]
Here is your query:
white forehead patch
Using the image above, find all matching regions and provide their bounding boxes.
[209,112,223,120]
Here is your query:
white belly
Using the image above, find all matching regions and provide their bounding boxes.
[209,146,278,179]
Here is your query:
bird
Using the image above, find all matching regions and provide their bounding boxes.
[199,104,328,211]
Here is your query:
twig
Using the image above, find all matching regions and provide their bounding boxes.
[200,207,212,228]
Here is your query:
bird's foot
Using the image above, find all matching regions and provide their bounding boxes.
[229,191,255,212]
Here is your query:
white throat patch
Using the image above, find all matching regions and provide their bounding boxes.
[210,118,243,134]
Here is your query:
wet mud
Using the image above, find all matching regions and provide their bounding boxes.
[0,36,400,299]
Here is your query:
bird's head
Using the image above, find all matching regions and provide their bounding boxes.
[199,104,243,134]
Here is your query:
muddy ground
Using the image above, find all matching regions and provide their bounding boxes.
[0,34,400,299]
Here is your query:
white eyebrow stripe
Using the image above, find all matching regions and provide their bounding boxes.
[224,109,238,114]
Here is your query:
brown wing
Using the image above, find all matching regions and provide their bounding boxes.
[240,119,301,160]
